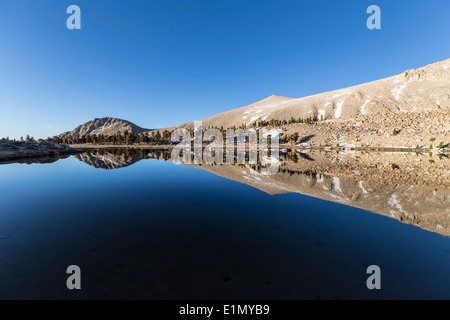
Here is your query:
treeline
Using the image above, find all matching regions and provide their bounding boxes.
[54,116,320,145]
[92,148,172,161]
[250,116,324,129]
[2,115,319,145]
[52,130,175,145]
[2,129,301,146]
[1,135,40,142]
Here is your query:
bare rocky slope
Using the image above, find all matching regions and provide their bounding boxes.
[58,117,150,139]
[56,59,449,151]
[284,108,449,150]
[170,58,450,130]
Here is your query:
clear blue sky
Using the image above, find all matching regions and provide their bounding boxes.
[1,0,449,139]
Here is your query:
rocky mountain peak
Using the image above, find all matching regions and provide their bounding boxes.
[57,117,150,139]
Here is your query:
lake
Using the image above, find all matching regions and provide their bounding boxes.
[0,149,449,299]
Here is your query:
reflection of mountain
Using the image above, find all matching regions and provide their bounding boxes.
[74,149,171,169]
[185,150,449,236]
[75,153,142,170]
[192,162,449,236]
[74,149,450,236]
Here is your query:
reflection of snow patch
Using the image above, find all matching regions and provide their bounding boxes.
[385,146,415,149]
[333,177,342,193]
[388,193,409,216]
[359,181,368,195]
[339,150,359,155]
[326,193,349,203]
[295,142,309,147]
[261,155,280,166]
[91,154,119,166]
[316,174,324,183]
[339,143,359,148]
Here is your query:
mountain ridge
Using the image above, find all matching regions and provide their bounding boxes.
[58,117,150,139]
[57,58,450,137]
[168,58,450,131]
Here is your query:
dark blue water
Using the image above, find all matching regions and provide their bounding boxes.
[0,154,449,299]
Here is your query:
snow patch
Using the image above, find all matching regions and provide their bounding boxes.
[334,100,345,118]
[318,109,326,120]
[360,99,371,115]
[329,89,351,100]
[262,129,281,138]
[391,79,412,101]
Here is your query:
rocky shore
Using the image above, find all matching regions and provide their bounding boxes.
[0,140,84,162]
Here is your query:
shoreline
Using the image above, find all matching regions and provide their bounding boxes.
[2,142,448,193]
[1,143,448,163]
[0,140,83,162]
[69,143,448,154]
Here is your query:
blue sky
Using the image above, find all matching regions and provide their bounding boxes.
[0,0,449,139]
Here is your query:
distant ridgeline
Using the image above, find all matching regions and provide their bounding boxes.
[50,117,319,146]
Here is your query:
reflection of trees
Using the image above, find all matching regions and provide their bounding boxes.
[80,149,314,173]
[90,148,172,161]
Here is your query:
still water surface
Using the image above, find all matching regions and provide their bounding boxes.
[0,151,449,299]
